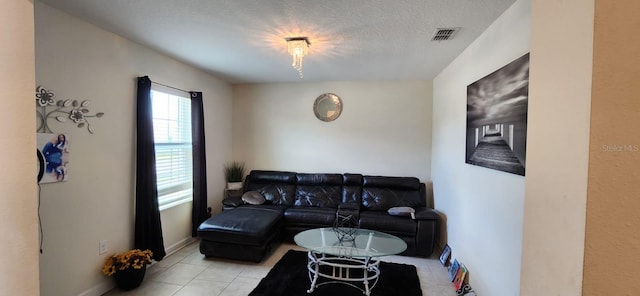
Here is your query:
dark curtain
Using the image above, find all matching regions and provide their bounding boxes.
[190,92,208,236]
[134,76,166,261]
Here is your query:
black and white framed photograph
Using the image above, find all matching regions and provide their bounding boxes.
[466,53,529,176]
[440,244,451,266]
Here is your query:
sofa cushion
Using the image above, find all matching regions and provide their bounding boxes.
[242,191,265,205]
[342,173,363,205]
[240,204,288,214]
[363,176,420,190]
[294,173,342,208]
[198,207,282,246]
[388,206,416,218]
[222,196,243,207]
[359,210,416,236]
[245,171,297,206]
[284,207,337,227]
[361,176,424,211]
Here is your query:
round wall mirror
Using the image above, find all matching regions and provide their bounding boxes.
[313,93,342,122]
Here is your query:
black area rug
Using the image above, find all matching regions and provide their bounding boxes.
[250,250,423,296]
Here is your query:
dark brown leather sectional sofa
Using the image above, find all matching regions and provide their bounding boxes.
[197,170,439,262]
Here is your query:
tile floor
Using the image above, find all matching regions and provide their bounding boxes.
[103,240,457,296]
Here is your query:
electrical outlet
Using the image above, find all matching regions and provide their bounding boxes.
[99,240,107,255]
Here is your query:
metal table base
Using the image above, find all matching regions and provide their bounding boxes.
[305,251,380,295]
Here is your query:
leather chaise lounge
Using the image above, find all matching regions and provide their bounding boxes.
[197,207,283,262]
[197,170,439,262]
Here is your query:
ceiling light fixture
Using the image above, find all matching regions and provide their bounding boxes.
[285,37,310,78]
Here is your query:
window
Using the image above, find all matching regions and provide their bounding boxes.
[151,88,192,210]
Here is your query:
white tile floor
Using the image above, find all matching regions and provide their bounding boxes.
[103,241,457,296]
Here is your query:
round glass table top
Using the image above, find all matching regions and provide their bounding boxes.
[294,227,407,258]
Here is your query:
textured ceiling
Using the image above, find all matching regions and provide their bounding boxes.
[38,0,517,83]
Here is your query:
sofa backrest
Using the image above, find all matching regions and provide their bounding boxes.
[361,176,425,210]
[342,174,363,206]
[245,170,297,206]
[244,170,426,210]
[294,173,343,208]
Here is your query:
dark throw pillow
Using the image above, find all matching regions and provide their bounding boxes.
[387,206,416,219]
[242,191,266,205]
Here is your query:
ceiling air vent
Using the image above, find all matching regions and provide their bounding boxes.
[431,27,460,41]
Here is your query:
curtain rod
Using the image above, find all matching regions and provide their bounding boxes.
[151,81,190,94]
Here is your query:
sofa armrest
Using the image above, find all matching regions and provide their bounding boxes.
[414,207,439,220]
[414,207,438,256]
[222,196,243,208]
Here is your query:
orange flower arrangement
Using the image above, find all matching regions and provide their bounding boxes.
[102,249,153,276]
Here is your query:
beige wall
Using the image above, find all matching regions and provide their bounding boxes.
[0,1,40,295]
[35,3,232,295]
[160,202,195,254]
[521,0,594,295]
[232,81,432,182]
[431,1,530,295]
[583,0,640,294]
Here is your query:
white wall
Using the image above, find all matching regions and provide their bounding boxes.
[431,1,530,296]
[520,0,593,295]
[0,1,40,295]
[232,81,432,182]
[34,2,232,295]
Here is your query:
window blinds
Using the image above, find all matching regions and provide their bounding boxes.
[151,89,192,209]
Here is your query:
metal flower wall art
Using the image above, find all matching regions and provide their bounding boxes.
[36,86,105,134]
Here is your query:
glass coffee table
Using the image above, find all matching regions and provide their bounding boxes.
[294,227,407,295]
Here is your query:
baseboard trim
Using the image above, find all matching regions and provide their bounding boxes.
[165,237,198,257]
[77,280,114,296]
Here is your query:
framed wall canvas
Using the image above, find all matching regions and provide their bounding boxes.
[37,133,70,183]
[466,53,530,176]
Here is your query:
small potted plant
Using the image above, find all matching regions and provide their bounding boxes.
[224,161,245,190]
[102,249,153,291]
